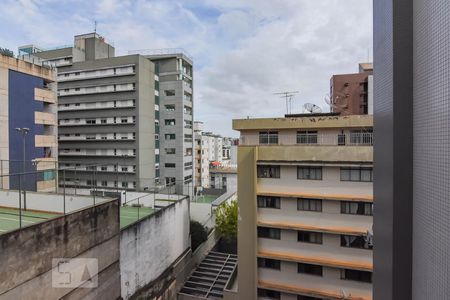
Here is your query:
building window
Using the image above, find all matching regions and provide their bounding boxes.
[340,167,373,182]
[101,181,108,187]
[165,163,176,168]
[86,119,96,124]
[257,289,280,300]
[165,134,176,140]
[101,118,107,124]
[121,117,128,123]
[297,296,322,300]
[257,165,280,178]
[341,269,372,283]
[297,166,322,180]
[297,263,323,276]
[259,131,278,144]
[165,177,176,185]
[258,227,280,239]
[297,231,322,244]
[258,258,280,270]
[297,198,322,212]
[341,201,373,216]
[165,148,176,154]
[165,119,176,126]
[350,129,373,145]
[297,131,318,144]
[101,166,107,171]
[165,104,175,111]
[257,196,280,209]
[164,90,176,96]
[341,235,373,250]
[121,182,128,188]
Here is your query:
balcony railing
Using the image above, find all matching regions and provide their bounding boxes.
[240,132,373,146]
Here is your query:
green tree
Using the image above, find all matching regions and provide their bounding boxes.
[190,220,207,251]
[215,200,238,241]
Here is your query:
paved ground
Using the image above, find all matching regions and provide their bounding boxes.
[0,207,58,234]
[193,195,218,204]
[120,206,154,228]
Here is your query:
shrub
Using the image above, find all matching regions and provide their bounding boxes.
[190,220,207,251]
[215,200,238,242]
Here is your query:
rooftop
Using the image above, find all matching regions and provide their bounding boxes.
[233,114,373,131]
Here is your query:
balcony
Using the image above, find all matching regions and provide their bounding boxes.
[35,135,57,147]
[35,111,57,126]
[34,88,56,104]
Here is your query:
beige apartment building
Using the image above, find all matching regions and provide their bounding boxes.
[232,114,373,300]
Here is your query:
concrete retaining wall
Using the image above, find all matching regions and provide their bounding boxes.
[120,196,190,299]
[0,199,121,299]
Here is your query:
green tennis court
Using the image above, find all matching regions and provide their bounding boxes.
[0,207,59,234]
[120,206,154,228]
[194,194,218,203]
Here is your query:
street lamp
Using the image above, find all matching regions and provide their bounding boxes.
[15,127,30,210]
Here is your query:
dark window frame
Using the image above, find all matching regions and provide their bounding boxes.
[341,201,373,216]
[258,227,281,240]
[340,167,373,182]
[297,231,323,244]
[257,258,281,270]
[341,235,373,250]
[297,166,323,180]
[297,263,323,276]
[257,196,281,209]
[297,198,322,212]
[257,165,280,178]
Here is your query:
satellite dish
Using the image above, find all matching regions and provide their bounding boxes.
[303,103,323,113]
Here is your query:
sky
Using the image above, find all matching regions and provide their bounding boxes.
[0,0,373,137]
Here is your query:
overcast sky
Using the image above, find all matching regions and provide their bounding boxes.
[0,0,372,137]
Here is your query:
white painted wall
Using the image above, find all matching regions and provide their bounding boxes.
[120,197,190,299]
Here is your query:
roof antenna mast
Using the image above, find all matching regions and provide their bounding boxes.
[94,20,97,34]
[274,91,299,114]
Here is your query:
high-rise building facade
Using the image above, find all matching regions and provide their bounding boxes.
[194,121,210,189]
[0,53,58,192]
[139,51,194,196]
[233,114,373,300]
[374,0,450,299]
[24,33,160,191]
[330,63,373,115]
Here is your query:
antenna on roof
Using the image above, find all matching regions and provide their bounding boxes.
[303,103,322,114]
[94,20,97,33]
[273,91,299,114]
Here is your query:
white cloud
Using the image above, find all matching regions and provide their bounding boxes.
[0,0,372,136]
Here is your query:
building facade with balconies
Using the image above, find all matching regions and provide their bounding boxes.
[24,33,160,192]
[0,53,58,192]
[232,114,373,300]
[140,51,194,196]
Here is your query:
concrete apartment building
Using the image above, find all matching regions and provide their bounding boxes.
[330,63,373,115]
[0,53,58,192]
[135,50,194,196]
[20,33,161,191]
[194,121,210,189]
[233,114,373,300]
[374,0,450,299]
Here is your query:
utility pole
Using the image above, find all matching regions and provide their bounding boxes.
[15,127,30,210]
